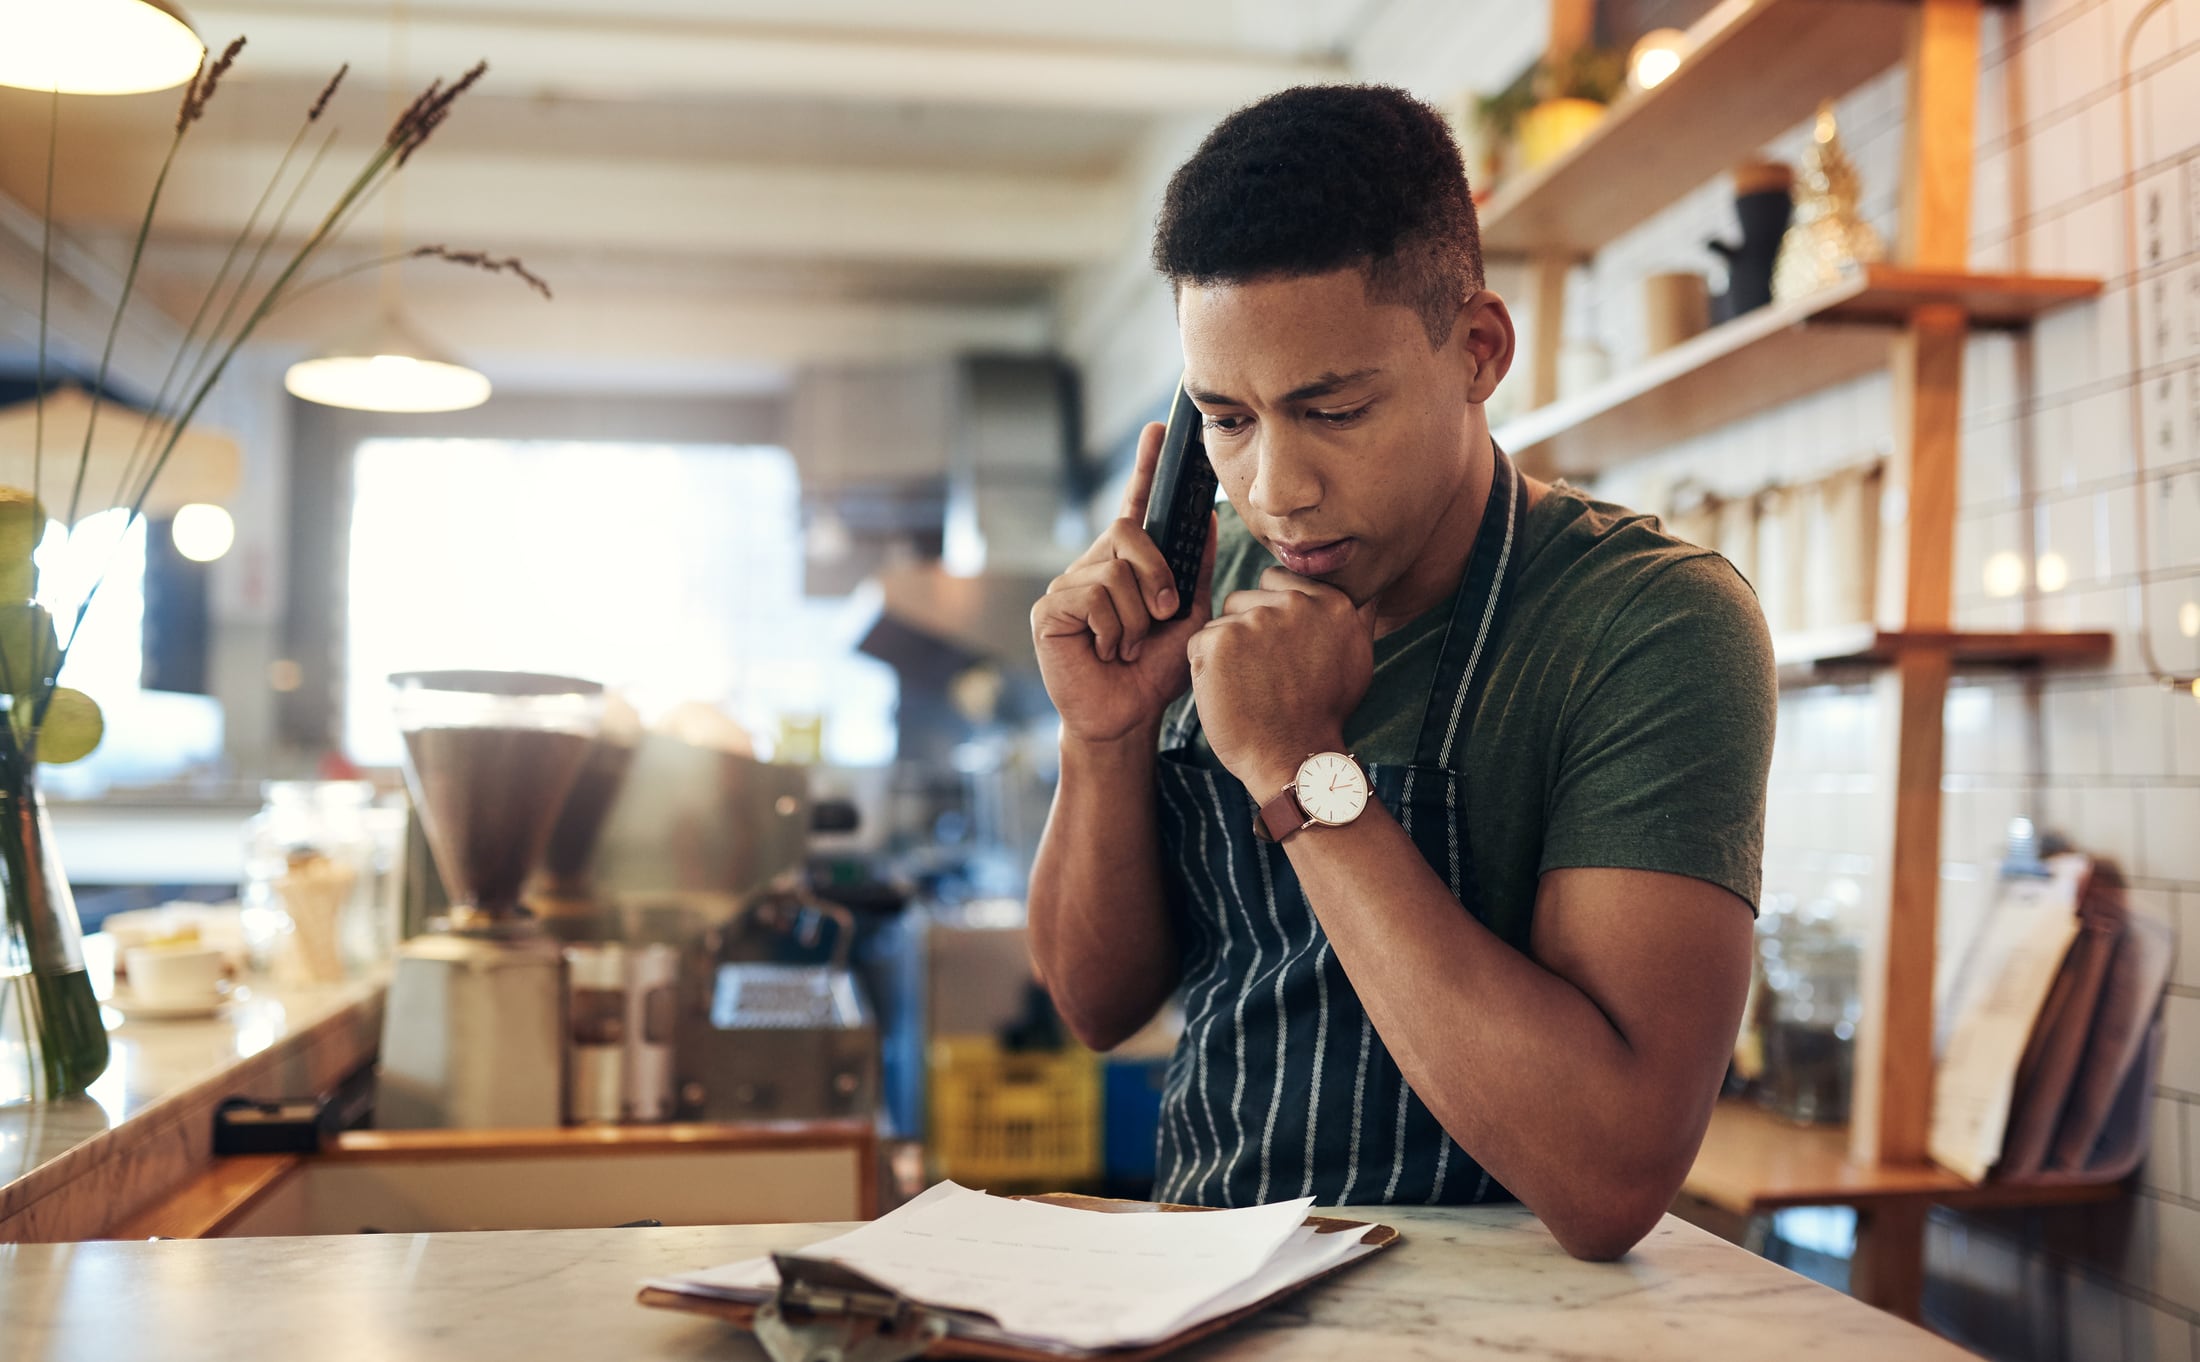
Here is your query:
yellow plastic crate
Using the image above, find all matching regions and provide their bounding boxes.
[928,1036,1102,1188]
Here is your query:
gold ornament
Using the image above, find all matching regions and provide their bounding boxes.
[1773,102,1885,302]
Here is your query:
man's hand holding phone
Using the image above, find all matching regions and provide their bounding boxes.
[1032,419,1217,745]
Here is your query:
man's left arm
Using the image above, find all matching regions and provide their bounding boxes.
[1277,826,1753,1260]
[1192,558,1771,1260]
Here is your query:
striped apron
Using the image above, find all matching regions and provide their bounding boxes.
[1151,448,1527,1208]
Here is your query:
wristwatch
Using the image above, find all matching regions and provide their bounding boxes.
[1252,751,1371,843]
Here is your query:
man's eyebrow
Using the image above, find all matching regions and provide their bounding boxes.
[1186,369,1381,407]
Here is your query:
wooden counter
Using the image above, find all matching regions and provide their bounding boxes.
[0,972,385,1243]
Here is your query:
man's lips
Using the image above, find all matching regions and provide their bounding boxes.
[1271,537,1355,576]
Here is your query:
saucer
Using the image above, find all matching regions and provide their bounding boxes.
[108,988,232,1021]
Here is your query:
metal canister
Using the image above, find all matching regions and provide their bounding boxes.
[564,942,627,1125]
[624,943,679,1122]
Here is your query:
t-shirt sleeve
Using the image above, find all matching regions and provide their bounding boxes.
[1537,553,1776,911]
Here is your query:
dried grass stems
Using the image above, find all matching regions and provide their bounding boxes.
[390,60,486,165]
[309,64,349,123]
[32,42,533,716]
[176,36,246,131]
[412,246,553,300]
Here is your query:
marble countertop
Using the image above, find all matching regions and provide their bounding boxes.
[1,943,384,1241]
[0,1203,1978,1360]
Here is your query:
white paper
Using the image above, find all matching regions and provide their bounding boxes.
[1928,856,2086,1182]
[647,1182,1373,1352]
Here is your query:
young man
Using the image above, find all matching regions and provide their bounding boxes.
[1028,85,1775,1260]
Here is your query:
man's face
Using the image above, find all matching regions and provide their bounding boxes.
[1178,268,1488,608]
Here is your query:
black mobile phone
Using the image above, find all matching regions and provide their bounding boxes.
[1139,384,1218,623]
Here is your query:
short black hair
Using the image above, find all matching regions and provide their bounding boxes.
[1152,84,1484,348]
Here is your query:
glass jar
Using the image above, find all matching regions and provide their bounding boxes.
[1754,895,1863,1126]
[242,781,393,982]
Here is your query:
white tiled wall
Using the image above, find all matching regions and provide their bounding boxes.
[1583,1,2200,1356]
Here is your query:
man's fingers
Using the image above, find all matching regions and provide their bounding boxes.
[1217,588,1298,618]
[1040,564,1151,661]
[1109,515,1181,619]
[1257,565,1351,602]
[1079,585,1125,662]
[1065,513,1178,618]
[1117,421,1168,523]
[1093,558,1156,659]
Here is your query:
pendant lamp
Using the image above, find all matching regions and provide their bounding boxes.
[0,0,205,96]
[283,312,492,413]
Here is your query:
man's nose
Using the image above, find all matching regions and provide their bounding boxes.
[1245,426,1322,520]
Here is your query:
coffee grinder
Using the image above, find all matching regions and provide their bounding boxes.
[378,671,601,1129]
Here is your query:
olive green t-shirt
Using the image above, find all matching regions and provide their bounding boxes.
[1161,482,1776,948]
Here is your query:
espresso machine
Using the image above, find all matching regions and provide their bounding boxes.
[584,731,878,1123]
[378,671,602,1129]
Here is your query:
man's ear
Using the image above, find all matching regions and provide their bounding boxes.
[1455,290,1516,405]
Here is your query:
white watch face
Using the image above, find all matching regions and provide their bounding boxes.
[1294,752,1368,826]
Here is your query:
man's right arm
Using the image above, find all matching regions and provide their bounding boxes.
[1028,728,1177,1050]
[1025,419,1216,1052]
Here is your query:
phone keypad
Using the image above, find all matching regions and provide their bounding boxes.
[1161,461,1216,621]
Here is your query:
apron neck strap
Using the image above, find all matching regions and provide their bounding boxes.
[1411,444,1527,771]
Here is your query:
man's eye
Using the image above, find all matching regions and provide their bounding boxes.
[1202,415,1249,434]
[1311,405,1369,425]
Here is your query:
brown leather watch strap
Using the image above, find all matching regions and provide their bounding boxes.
[1253,785,1313,844]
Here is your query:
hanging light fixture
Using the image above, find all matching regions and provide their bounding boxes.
[0,0,206,96]
[283,312,492,413]
[282,0,492,414]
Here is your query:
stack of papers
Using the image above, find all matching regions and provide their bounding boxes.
[646,1182,1384,1354]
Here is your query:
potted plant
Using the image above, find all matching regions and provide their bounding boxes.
[1517,46,1627,170]
[1470,70,1538,197]
[0,41,549,1104]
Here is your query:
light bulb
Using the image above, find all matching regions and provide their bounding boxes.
[0,0,205,96]
[2034,552,2069,593]
[1982,550,2027,598]
[170,503,234,562]
[1628,29,1689,92]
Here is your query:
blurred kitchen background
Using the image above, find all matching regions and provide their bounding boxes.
[2,3,2199,1360]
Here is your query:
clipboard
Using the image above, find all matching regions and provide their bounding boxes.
[635,1192,1401,1362]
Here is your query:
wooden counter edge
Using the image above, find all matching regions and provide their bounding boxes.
[105,1120,882,1237]
[0,985,385,1244]
[105,1155,303,1240]
[323,1119,876,1161]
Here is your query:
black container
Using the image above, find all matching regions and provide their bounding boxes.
[1708,183,1794,324]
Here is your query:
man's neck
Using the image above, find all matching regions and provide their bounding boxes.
[1369,439,1497,639]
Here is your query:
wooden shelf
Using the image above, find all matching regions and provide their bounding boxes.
[1773,625,2115,682]
[1494,266,2100,478]
[1684,1097,2124,1216]
[1479,0,1919,260]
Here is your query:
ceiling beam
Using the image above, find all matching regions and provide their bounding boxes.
[13,143,1131,269]
[191,3,1348,113]
[0,192,182,396]
[140,272,1055,372]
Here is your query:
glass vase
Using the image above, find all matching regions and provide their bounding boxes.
[0,768,109,1104]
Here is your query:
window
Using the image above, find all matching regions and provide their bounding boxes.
[37,508,146,699]
[344,438,896,767]
[24,511,212,799]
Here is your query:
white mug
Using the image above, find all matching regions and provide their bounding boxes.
[124,944,226,1008]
